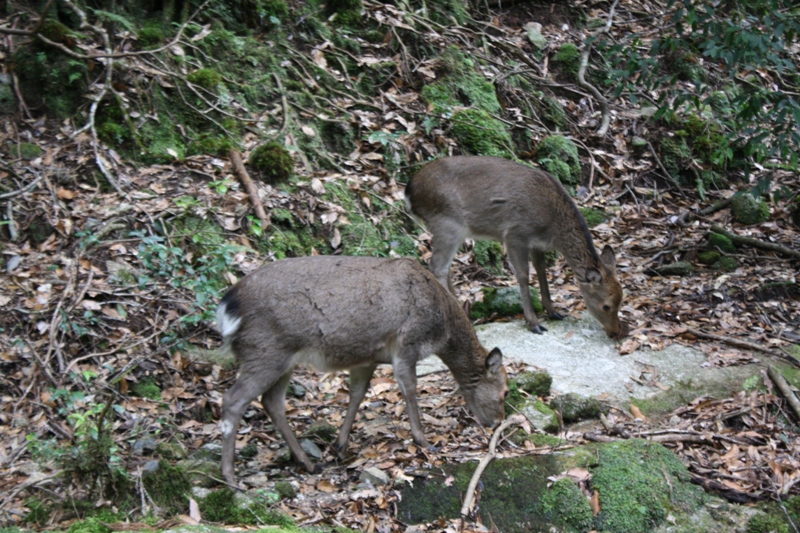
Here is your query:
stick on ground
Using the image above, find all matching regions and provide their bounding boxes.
[229,149,270,231]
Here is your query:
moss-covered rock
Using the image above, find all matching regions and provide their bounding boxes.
[540,95,569,130]
[592,439,705,533]
[655,261,693,277]
[697,250,722,265]
[470,286,543,321]
[520,398,559,433]
[302,422,338,442]
[515,370,553,398]
[249,142,294,185]
[553,43,580,81]
[130,377,161,401]
[0,84,17,115]
[473,241,505,276]
[274,480,297,500]
[17,142,43,160]
[187,68,222,90]
[199,488,295,526]
[745,495,800,533]
[175,459,222,488]
[539,477,594,532]
[137,26,165,47]
[712,256,738,272]
[550,393,603,423]
[707,231,736,253]
[659,136,692,181]
[156,441,188,460]
[579,207,607,228]
[536,135,581,186]
[142,460,191,514]
[451,108,513,157]
[732,194,770,225]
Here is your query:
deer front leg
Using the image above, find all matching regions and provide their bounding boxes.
[507,245,546,333]
[392,355,431,449]
[532,250,563,320]
[261,371,317,473]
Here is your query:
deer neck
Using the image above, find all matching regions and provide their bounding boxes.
[554,210,602,283]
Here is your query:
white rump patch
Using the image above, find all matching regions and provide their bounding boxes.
[216,302,242,338]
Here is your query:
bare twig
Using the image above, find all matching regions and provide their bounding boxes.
[767,366,800,422]
[229,149,270,231]
[460,414,527,522]
[0,0,53,35]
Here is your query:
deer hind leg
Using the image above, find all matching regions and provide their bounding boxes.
[532,250,563,320]
[507,244,546,333]
[260,370,318,473]
[335,364,377,456]
[221,369,279,484]
[429,221,467,294]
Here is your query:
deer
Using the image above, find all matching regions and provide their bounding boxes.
[215,255,508,483]
[405,155,623,338]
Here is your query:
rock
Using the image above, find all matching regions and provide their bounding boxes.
[731,193,770,225]
[239,441,258,459]
[520,399,559,433]
[156,441,188,460]
[631,136,648,148]
[300,439,322,459]
[640,106,659,117]
[274,480,297,499]
[191,442,223,461]
[523,22,547,49]
[302,422,338,442]
[176,459,222,488]
[288,382,306,398]
[707,231,736,252]
[142,459,161,473]
[516,370,552,397]
[550,393,602,423]
[470,286,542,321]
[360,467,390,486]
[242,473,269,488]
[132,436,157,455]
[655,261,693,277]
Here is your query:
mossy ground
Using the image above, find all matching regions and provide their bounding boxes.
[536,135,581,186]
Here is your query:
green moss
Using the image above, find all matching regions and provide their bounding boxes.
[659,136,692,181]
[239,441,258,459]
[516,371,553,397]
[473,241,505,276]
[199,488,295,526]
[67,516,111,533]
[550,393,603,423]
[732,194,770,225]
[302,422,338,442]
[97,122,130,147]
[592,439,705,533]
[451,109,513,157]
[707,232,735,253]
[171,216,225,257]
[17,142,43,160]
[142,460,191,514]
[320,121,354,154]
[326,0,362,26]
[712,256,738,271]
[470,286,543,321]
[539,478,594,531]
[541,96,569,129]
[187,134,236,157]
[656,261,693,276]
[139,118,185,163]
[697,251,721,264]
[553,43,580,81]
[12,44,87,118]
[130,377,161,400]
[420,47,502,115]
[524,433,565,447]
[747,513,790,533]
[137,26,165,47]
[187,68,222,90]
[175,458,221,487]
[579,207,607,228]
[262,0,289,21]
[249,142,294,185]
[23,498,50,525]
[536,135,581,186]
[274,481,297,500]
[0,84,16,114]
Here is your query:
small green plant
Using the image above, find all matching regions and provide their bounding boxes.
[249,141,294,185]
[186,68,222,90]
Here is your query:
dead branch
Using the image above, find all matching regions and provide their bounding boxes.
[767,366,800,422]
[675,196,734,226]
[577,0,619,137]
[682,327,800,368]
[0,0,53,35]
[229,149,270,231]
[710,224,800,260]
[460,414,527,523]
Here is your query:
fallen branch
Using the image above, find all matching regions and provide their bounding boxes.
[710,224,800,260]
[460,414,527,524]
[767,366,800,422]
[675,196,734,226]
[682,327,800,368]
[689,474,759,503]
[229,149,270,231]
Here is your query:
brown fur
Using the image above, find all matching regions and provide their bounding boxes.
[216,255,508,483]
[406,156,623,337]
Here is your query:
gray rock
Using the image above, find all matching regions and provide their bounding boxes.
[640,106,659,117]
[300,439,322,459]
[142,459,161,473]
[523,22,547,49]
[132,436,157,455]
[360,467,390,486]
[176,459,221,488]
[242,473,269,487]
[191,442,222,461]
[520,399,559,433]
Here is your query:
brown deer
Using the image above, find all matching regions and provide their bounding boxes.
[405,156,623,338]
[216,255,508,483]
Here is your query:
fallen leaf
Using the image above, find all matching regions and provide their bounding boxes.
[57,188,77,200]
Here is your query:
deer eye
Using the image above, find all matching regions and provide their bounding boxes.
[503,390,509,399]
[603,305,611,311]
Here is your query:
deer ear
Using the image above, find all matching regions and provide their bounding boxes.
[601,245,617,270]
[486,347,503,375]
[585,268,602,284]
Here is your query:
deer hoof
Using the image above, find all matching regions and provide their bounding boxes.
[529,323,547,334]
[548,311,564,321]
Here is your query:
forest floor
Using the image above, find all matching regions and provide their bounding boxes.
[1,0,799,531]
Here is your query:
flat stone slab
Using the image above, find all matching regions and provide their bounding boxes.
[419,316,757,406]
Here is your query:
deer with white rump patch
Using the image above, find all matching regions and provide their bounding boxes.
[405,156,623,338]
[216,255,508,483]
